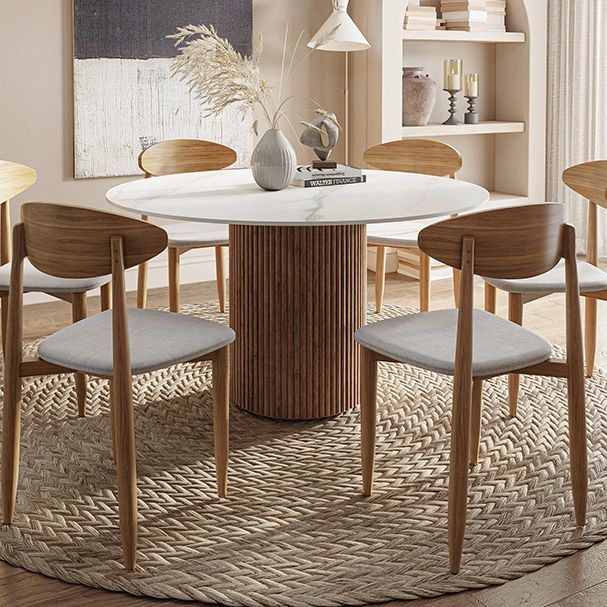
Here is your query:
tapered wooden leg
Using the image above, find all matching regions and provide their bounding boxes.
[360,347,377,497]
[136,262,148,309]
[507,293,523,418]
[1,237,24,525]
[111,376,137,571]
[72,293,88,417]
[419,250,431,312]
[168,247,180,313]
[484,283,497,314]
[109,379,117,463]
[0,294,8,354]
[1,357,22,525]
[111,236,138,571]
[100,283,112,312]
[568,365,588,526]
[449,376,472,574]
[584,296,597,378]
[212,346,229,498]
[375,246,387,314]
[469,379,483,466]
[215,246,227,314]
[452,269,461,309]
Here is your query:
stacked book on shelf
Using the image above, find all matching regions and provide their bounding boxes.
[403,2,444,31]
[292,165,366,188]
[440,0,490,32]
[487,0,507,32]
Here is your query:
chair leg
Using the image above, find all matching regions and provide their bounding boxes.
[168,247,180,313]
[136,262,148,309]
[0,294,7,354]
[584,297,597,378]
[484,283,497,314]
[110,376,138,571]
[469,379,483,466]
[419,250,431,312]
[1,359,22,525]
[360,347,378,497]
[100,283,112,312]
[72,293,88,418]
[452,269,461,309]
[212,346,229,498]
[448,377,472,574]
[507,293,523,418]
[375,246,387,314]
[568,348,588,527]
[215,246,227,314]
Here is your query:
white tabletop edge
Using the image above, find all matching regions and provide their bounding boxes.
[106,169,491,227]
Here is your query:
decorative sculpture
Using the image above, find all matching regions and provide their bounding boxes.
[300,111,341,165]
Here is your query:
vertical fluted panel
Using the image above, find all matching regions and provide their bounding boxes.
[229,225,367,420]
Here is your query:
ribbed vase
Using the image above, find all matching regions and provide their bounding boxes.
[251,129,297,191]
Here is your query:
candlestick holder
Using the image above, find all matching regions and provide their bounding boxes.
[442,89,461,125]
[465,96,479,124]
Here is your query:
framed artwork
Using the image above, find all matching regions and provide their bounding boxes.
[72,0,254,178]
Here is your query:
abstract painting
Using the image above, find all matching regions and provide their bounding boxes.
[73,0,254,178]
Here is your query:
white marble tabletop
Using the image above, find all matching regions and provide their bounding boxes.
[106,168,490,226]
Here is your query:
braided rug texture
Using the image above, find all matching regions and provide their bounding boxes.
[1,302,607,607]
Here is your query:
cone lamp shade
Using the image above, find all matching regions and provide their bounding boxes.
[307,0,370,52]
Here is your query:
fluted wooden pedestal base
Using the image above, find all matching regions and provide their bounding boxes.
[229,225,367,420]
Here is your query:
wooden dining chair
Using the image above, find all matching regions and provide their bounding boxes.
[137,139,237,313]
[364,140,463,313]
[484,161,607,416]
[1,203,234,571]
[0,160,112,417]
[356,204,587,574]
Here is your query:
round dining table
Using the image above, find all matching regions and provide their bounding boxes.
[107,169,489,420]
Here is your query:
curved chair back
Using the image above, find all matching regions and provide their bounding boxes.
[363,140,462,178]
[418,204,565,280]
[0,161,37,265]
[20,203,167,279]
[563,161,607,207]
[138,139,237,177]
[0,161,36,203]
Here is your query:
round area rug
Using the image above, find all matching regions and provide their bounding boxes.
[1,302,607,607]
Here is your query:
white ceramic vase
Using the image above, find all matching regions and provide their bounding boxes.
[251,129,297,191]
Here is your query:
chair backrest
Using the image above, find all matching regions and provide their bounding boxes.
[563,161,607,207]
[138,139,237,177]
[418,204,565,280]
[20,203,167,279]
[0,161,37,264]
[0,161,36,203]
[363,140,462,178]
[562,160,607,266]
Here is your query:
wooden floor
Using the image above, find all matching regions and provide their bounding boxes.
[3,272,607,607]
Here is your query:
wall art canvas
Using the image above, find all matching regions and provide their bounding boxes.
[73,0,254,178]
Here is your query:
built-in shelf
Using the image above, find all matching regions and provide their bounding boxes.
[402,121,526,138]
[402,30,526,43]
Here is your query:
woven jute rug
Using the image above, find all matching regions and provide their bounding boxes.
[1,302,607,607]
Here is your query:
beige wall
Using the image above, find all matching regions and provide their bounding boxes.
[0,0,345,297]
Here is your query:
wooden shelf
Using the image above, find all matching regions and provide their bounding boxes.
[402,30,526,43]
[402,121,525,138]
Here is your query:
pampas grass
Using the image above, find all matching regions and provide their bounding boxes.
[168,23,339,134]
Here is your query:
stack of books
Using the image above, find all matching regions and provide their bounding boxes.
[292,165,366,188]
[403,3,443,31]
[440,0,489,32]
[487,0,507,32]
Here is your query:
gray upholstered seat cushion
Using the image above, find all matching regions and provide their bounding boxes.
[165,222,228,248]
[355,309,551,377]
[484,260,607,294]
[367,220,436,247]
[39,309,235,376]
[0,259,109,293]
